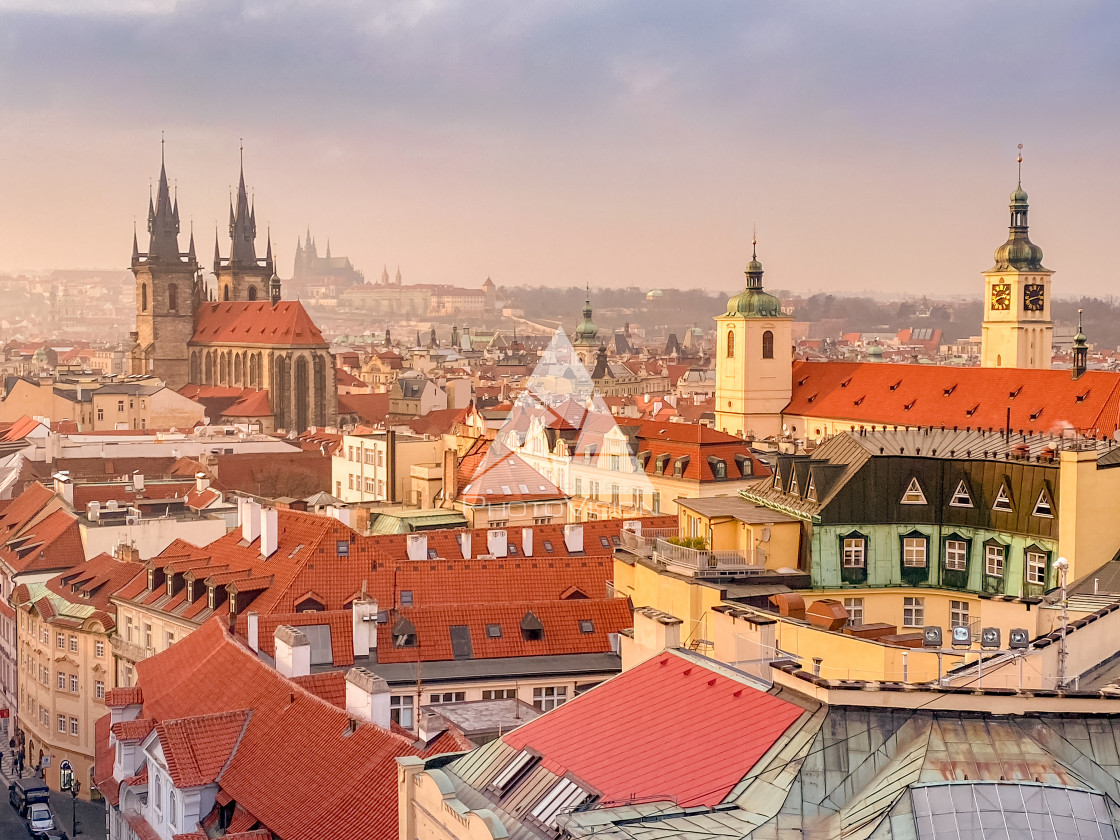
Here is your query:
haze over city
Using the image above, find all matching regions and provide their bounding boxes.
[1,0,1118,295]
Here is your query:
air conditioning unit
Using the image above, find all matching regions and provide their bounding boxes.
[125,516,139,526]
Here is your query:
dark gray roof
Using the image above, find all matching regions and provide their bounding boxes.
[675,496,800,523]
[365,652,622,687]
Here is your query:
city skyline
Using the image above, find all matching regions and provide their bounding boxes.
[0,1,1117,295]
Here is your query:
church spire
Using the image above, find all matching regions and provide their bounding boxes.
[229,140,258,265]
[187,223,196,262]
[146,135,182,261]
[992,144,1046,271]
[213,226,222,274]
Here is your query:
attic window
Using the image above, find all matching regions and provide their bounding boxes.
[798,376,809,386]
[903,400,916,411]
[965,405,979,417]
[840,377,852,388]
[901,477,927,505]
[992,484,1013,512]
[949,480,974,508]
[788,472,799,496]
[805,475,817,502]
[336,540,350,556]
[579,619,594,634]
[542,540,554,553]
[889,380,902,391]
[709,457,727,479]
[507,544,519,556]
[673,456,690,478]
[486,623,502,639]
[806,394,817,403]
[654,454,671,475]
[166,578,173,597]
[147,570,154,590]
[1033,489,1054,518]
[1030,408,1044,421]
[943,385,956,396]
[1009,386,1023,399]
[427,548,437,560]
[393,616,417,647]
[1076,389,1091,402]
[488,749,540,796]
[599,536,611,548]
[400,590,414,607]
[529,778,594,829]
[636,451,651,468]
[854,396,865,406]
[521,611,544,642]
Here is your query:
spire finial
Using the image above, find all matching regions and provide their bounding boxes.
[160,131,165,164]
[752,224,757,261]
[240,138,244,170]
[1079,307,1083,332]
[1017,143,1023,187]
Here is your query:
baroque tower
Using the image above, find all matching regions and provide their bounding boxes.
[715,238,793,439]
[213,149,277,303]
[980,149,1053,369]
[129,142,202,388]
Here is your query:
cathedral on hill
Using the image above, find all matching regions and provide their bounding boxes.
[292,229,365,289]
[129,147,337,432]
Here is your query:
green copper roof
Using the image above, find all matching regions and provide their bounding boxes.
[992,181,1046,272]
[725,243,783,318]
[573,297,598,343]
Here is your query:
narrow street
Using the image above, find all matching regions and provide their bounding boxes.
[0,755,106,840]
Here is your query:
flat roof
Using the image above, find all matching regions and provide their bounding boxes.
[426,698,543,734]
[675,495,800,523]
[363,652,622,686]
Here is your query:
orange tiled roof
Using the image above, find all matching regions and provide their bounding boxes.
[105,686,144,707]
[291,672,347,707]
[156,710,250,787]
[221,389,273,418]
[191,301,327,348]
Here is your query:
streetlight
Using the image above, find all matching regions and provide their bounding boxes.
[71,779,81,838]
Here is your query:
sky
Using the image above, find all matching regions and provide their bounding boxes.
[0,0,1117,297]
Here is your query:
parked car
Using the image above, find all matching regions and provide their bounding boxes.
[8,778,50,816]
[29,829,69,840]
[26,802,54,833]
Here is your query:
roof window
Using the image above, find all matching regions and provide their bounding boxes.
[578,619,594,634]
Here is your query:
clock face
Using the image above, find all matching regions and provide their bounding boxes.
[990,284,1011,311]
[1024,283,1045,311]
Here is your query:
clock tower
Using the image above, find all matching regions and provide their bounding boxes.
[980,150,1053,369]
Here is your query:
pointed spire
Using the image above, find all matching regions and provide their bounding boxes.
[146,137,182,260]
[213,225,222,272]
[326,238,331,259]
[131,221,140,262]
[229,140,258,264]
[187,222,196,263]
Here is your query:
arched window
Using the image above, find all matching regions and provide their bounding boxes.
[726,330,735,359]
[141,283,148,312]
[223,285,230,301]
[248,285,258,301]
[167,283,178,311]
[762,330,774,359]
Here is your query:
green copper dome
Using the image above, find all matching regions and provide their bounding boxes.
[573,297,598,344]
[1011,184,1029,203]
[725,242,783,318]
[991,181,1046,272]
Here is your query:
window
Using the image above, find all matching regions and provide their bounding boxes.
[1033,488,1054,517]
[336,540,350,556]
[390,695,414,729]
[902,537,927,567]
[542,540,554,553]
[168,789,177,826]
[40,627,48,644]
[482,688,517,700]
[68,635,77,652]
[574,477,582,497]
[144,624,152,649]
[842,537,866,568]
[949,480,973,508]
[95,640,105,657]
[57,672,65,690]
[400,590,413,607]
[726,329,735,359]
[117,400,125,413]
[348,474,354,490]
[950,600,970,629]
[1026,551,1048,585]
[69,717,78,736]
[141,283,148,312]
[985,544,1005,577]
[533,686,568,711]
[578,619,594,634]
[58,714,65,733]
[70,675,78,693]
[651,492,661,514]
[164,631,175,649]
[903,597,924,628]
[762,329,774,359]
[944,539,968,571]
[95,680,105,700]
[992,484,1013,512]
[97,408,104,421]
[901,477,927,505]
[167,283,178,311]
[844,597,864,627]
[430,691,466,703]
[208,587,215,610]
[56,633,64,649]
[154,774,162,813]
[486,623,502,638]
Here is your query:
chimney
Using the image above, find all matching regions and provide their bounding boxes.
[406,533,428,563]
[195,472,210,493]
[351,598,378,659]
[246,611,259,652]
[345,667,390,728]
[417,710,448,746]
[114,540,140,564]
[523,527,533,557]
[563,523,584,554]
[132,471,145,492]
[634,607,682,652]
[458,531,471,559]
[260,507,279,558]
[241,499,261,543]
[441,448,457,509]
[486,529,508,558]
[52,471,74,507]
[273,625,310,678]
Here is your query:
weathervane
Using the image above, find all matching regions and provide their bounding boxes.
[1017,143,1023,186]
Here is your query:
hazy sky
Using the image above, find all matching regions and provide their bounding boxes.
[0,1,1117,298]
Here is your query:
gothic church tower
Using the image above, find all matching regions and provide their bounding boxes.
[212,151,277,303]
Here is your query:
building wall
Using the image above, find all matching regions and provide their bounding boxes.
[714,311,793,439]
[79,516,228,564]
[980,268,1054,370]
[16,609,113,799]
[399,760,503,840]
[333,433,444,505]
[109,603,196,687]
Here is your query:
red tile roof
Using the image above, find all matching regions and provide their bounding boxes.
[126,618,428,840]
[0,483,85,574]
[221,389,273,418]
[112,718,156,741]
[336,368,367,388]
[191,301,327,348]
[337,393,390,426]
[459,449,566,505]
[291,672,347,708]
[105,686,144,708]
[156,710,250,787]
[503,650,804,807]
[785,360,1120,437]
[633,422,769,480]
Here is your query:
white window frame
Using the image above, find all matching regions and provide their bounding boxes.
[950,599,970,629]
[1033,489,1054,518]
[1026,551,1048,585]
[902,537,927,568]
[993,484,1013,512]
[944,539,968,571]
[843,597,864,627]
[985,544,1005,577]
[842,537,866,568]
[903,596,924,628]
[901,477,927,505]
[532,685,568,711]
[949,480,973,508]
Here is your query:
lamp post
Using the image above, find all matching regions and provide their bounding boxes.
[71,779,81,838]
[1055,556,1070,689]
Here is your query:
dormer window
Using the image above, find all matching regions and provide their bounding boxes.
[207,586,215,610]
[166,577,173,597]
[673,456,689,478]
[901,477,927,505]
[186,581,194,602]
[147,570,154,591]
[993,484,1013,512]
[949,479,974,508]
[1033,488,1054,518]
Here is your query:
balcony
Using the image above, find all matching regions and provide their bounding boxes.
[618,527,678,558]
[653,538,766,578]
[109,633,153,664]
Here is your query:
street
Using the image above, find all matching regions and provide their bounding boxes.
[0,755,105,840]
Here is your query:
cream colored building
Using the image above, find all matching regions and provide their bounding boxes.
[714,243,793,439]
[333,430,445,504]
[90,381,205,431]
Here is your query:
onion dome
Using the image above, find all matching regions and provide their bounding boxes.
[574,293,598,343]
[726,239,783,318]
[992,151,1046,271]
